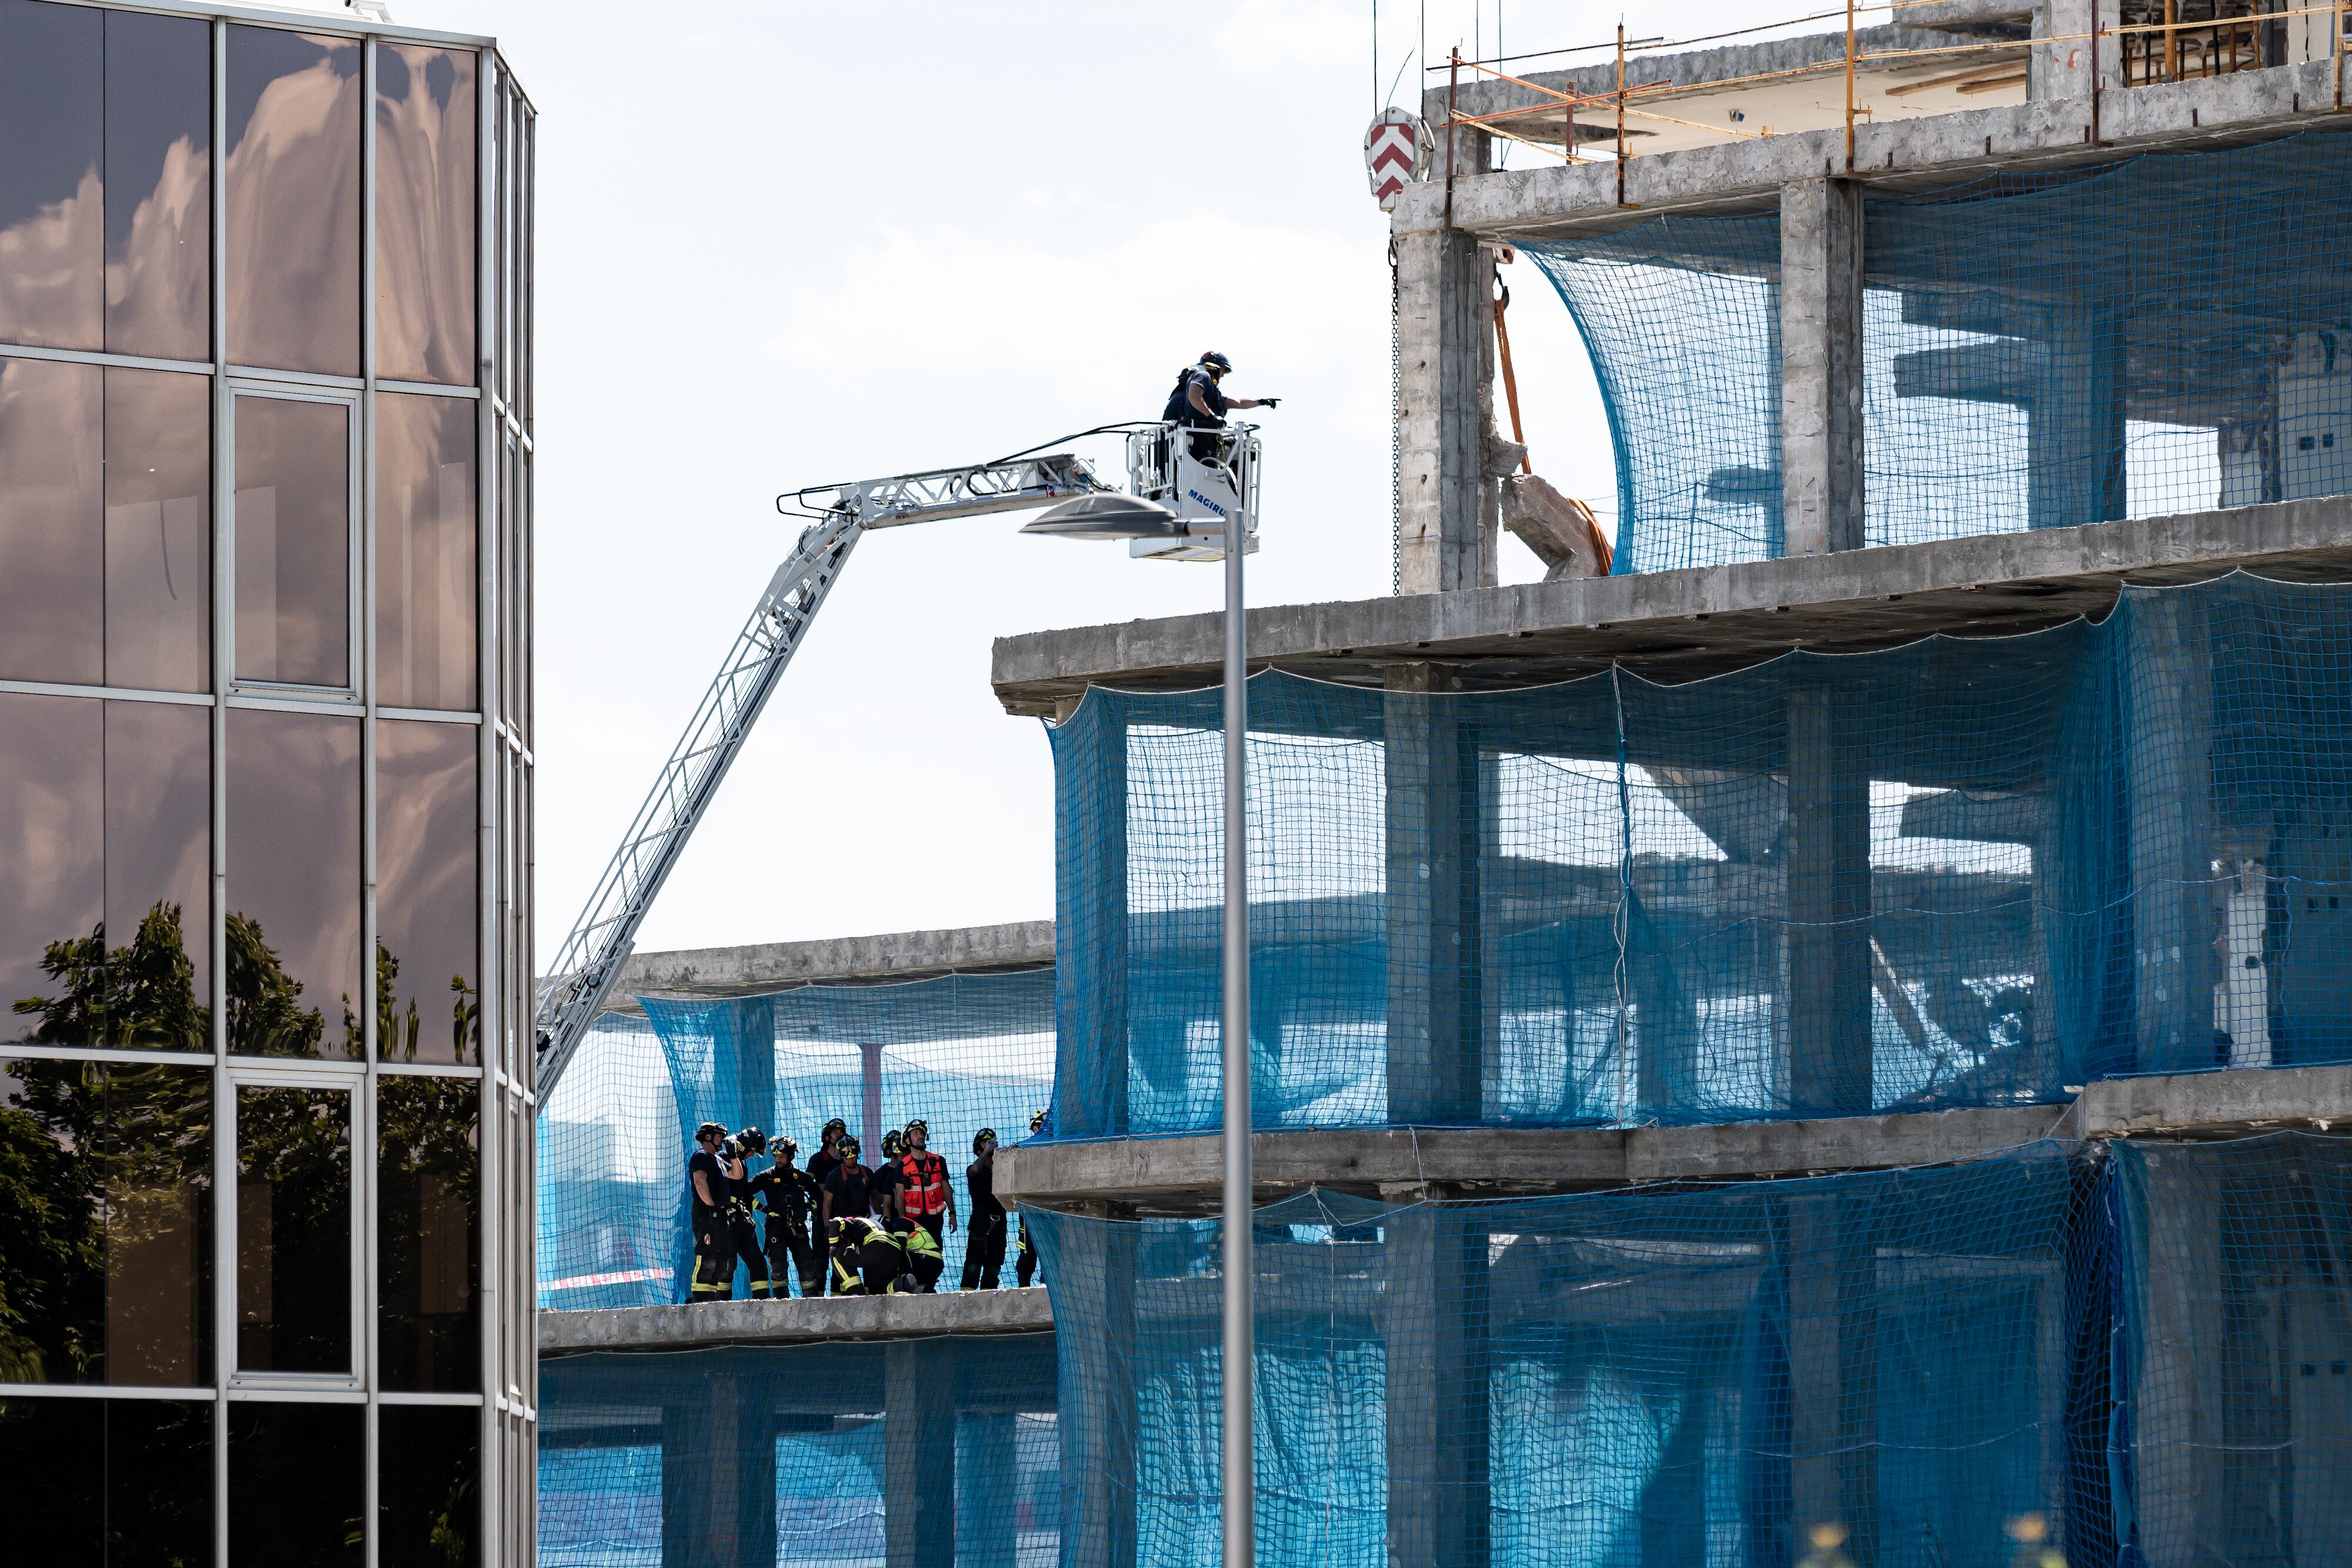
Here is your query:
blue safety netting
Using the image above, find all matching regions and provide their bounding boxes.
[2107,1131,2352,1566]
[1047,573,2352,1140]
[535,971,1054,1308]
[1029,1141,2110,1568]
[1525,133,2352,574]
[539,1335,1060,1568]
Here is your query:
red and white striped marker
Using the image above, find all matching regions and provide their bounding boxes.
[1364,110,1426,211]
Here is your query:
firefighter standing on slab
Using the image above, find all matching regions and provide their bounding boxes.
[898,1119,956,1285]
[687,1122,733,1300]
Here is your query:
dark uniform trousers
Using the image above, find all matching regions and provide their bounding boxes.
[766,1219,822,1299]
[730,1210,771,1299]
[963,1210,1007,1290]
[691,1205,733,1298]
[1015,1215,1039,1287]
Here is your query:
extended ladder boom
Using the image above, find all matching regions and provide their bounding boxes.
[533,452,1103,1094]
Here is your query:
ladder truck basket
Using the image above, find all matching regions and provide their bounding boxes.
[1126,421,1261,561]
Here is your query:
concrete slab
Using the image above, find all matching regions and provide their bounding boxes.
[996,1066,2352,1212]
[539,1286,1053,1355]
[991,494,2352,714]
[604,921,1053,1015]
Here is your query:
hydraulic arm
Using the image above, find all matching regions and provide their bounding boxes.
[532,452,1105,1094]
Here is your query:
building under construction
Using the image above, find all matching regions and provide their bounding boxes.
[536,6,2352,1566]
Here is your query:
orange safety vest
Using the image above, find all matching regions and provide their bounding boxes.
[901,1151,951,1217]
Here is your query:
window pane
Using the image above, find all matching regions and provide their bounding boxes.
[379,1079,478,1390]
[229,1400,362,1568]
[0,1060,211,1386]
[377,393,477,710]
[0,1397,212,1559]
[105,699,212,1049]
[226,27,359,377]
[380,1405,480,1565]
[236,1082,351,1373]
[235,394,350,688]
[105,10,210,360]
[378,719,478,1064]
[106,367,211,692]
[0,356,101,685]
[0,0,102,350]
[376,44,476,386]
[227,708,362,1057]
[0,693,102,1044]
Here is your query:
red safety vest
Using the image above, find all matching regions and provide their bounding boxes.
[901,1151,951,1217]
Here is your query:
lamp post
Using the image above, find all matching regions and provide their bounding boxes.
[1025,486,1255,1566]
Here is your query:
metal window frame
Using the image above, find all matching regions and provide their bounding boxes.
[222,378,366,703]
[223,1064,369,1395]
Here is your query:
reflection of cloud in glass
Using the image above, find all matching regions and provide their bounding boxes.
[226,27,359,377]
[105,370,211,692]
[233,394,349,688]
[0,359,102,685]
[377,394,476,710]
[0,694,102,1032]
[376,44,475,386]
[105,10,211,361]
[0,1,102,349]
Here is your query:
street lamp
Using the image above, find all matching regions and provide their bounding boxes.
[1025,481,1256,1568]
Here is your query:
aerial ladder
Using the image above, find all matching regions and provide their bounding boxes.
[531,451,1107,1095]
[532,423,1261,1096]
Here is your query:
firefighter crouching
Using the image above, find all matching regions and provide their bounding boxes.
[828,1214,944,1296]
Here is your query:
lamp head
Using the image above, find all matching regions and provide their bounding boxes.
[1021,492,1189,540]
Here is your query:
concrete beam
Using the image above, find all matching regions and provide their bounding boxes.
[602,921,1054,1015]
[538,1286,1053,1355]
[990,494,2352,715]
[1396,61,2344,242]
[2075,1064,2352,1137]
[994,1107,2064,1211]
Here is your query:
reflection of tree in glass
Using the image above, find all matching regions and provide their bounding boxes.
[380,1071,478,1393]
[236,1082,349,1372]
[0,1053,209,1386]
[12,901,206,1051]
[372,940,476,1065]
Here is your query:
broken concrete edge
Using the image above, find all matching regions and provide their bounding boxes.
[590,920,1055,1017]
[1394,61,2346,241]
[538,1286,1054,1356]
[989,494,2352,714]
[994,1064,2352,1210]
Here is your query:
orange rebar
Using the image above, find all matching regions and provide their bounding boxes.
[1494,274,1532,476]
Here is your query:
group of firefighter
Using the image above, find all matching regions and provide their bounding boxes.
[687,1110,1041,1300]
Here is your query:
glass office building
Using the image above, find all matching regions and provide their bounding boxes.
[0,0,535,1562]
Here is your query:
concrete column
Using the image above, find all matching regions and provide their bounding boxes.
[2029,308,2128,531]
[860,1039,886,1154]
[886,1342,956,1568]
[1786,686,1873,1114]
[957,1412,1019,1568]
[1395,128,1495,595]
[1785,1189,1879,1565]
[2122,591,2216,1075]
[1385,664,1485,1124]
[1384,1198,1491,1568]
[1053,698,1127,1138]
[1780,178,1867,558]
[662,1372,776,1568]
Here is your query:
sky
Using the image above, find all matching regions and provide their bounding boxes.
[375,0,1768,958]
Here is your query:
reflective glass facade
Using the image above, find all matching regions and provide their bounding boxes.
[0,2,533,1563]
